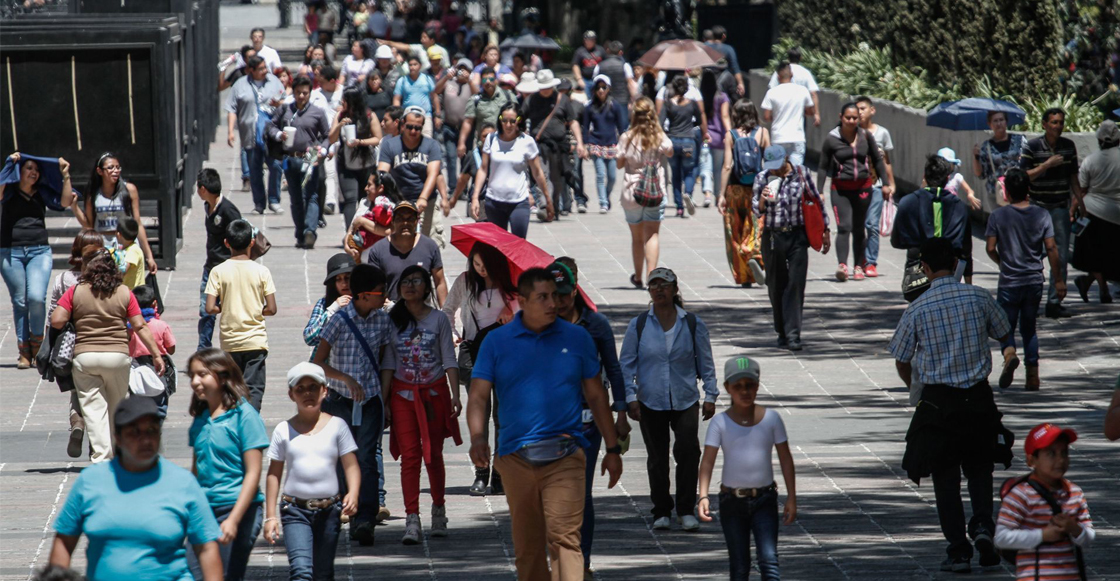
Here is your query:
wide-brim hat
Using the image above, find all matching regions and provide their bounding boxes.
[535,69,561,89]
[515,72,540,93]
[324,253,356,284]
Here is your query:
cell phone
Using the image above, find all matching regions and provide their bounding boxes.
[1071,216,1090,237]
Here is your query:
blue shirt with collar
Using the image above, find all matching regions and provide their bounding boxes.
[619,306,719,411]
[472,312,600,456]
[574,305,628,412]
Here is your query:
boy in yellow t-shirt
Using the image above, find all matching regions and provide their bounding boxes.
[116,217,146,289]
[205,219,278,410]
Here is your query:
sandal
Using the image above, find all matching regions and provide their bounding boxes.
[629,274,643,289]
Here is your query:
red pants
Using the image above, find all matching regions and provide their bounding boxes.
[390,391,449,515]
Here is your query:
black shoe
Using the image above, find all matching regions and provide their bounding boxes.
[974,533,1000,567]
[1045,303,1071,319]
[777,336,789,349]
[940,556,971,573]
[470,467,489,496]
[304,231,317,250]
[787,339,803,351]
[489,470,504,496]
[1075,275,1091,303]
[998,355,1020,389]
[351,522,375,546]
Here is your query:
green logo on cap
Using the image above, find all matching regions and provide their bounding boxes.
[737,357,750,370]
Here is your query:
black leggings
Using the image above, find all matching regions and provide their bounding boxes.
[832,187,873,267]
[338,165,371,228]
[485,198,531,239]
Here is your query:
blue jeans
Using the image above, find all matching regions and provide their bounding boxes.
[286,159,321,243]
[320,391,386,523]
[1,244,53,343]
[1037,201,1071,305]
[580,421,602,567]
[719,489,781,581]
[998,283,1043,366]
[773,141,805,167]
[197,267,215,351]
[187,502,263,580]
[249,145,283,209]
[485,198,531,239]
[281,500,341,581]
[669,137,698,209]
[865,185,884,266]
[592,155,617,209]
[440,124,459,192]
[240,148,250,180]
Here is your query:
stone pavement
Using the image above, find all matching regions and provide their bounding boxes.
[2,4,1119,580]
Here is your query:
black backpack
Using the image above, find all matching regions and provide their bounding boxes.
[997,475,1086,581]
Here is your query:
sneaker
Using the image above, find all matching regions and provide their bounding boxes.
[835,264,849,282]
[268,203,285,214]
[853,266,865,281]
[303,231,317,250]
[241,178,251,191]
[683,194,696,215]
[351,522,375,546]
[652,516,671,530]
[788,338,803,351]
[67,413,85,459]
[577,203,587,214]
[401,514,422,545]
[748,258,766,286]
[1044,303,1071,319]
[702,194,713,208]
[998,354,1020,389]
[676,207,685,218]
[324,203,336,215]
[974,532,1000,567]
[430,505,448,538]
[865,264,879,277]
[537,206,550,222]
[679,515,700,531]
[940,556,971,574]
[599,206,608,214]
[376,505,391,524]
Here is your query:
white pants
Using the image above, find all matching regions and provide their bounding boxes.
[72,351,131,463]
[324,154,340,210]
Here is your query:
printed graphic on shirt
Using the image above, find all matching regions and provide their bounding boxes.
[393,150,431,168]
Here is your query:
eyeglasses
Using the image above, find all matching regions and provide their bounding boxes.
[120,425,161,439]
[404,124,423,131]
[500,118,518,125]
[102,165,122,171]
[359,290,384,298]
[394,213,419,223]
[648,281,673,290]
[400,277,426,287]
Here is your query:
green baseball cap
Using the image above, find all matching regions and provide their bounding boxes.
[724,355,760,384]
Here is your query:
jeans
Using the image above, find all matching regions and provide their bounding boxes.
[1037,201,1071,305]
[997,283,1043,366]
[187,502,263,581]
[591,155,617,209]
[638,402,700,518]
[440,124,460,192]
[485,198,531,239]
[320,391,385,524]
[773,141,805,166]
[669,137,698,210]
[281,500,342,581]
[580,421,602,568]
[229,350,268,411]
[197,267,215,351]
[286,159,322,243]
[249,145,283,209]
[865,185,884,266]
[572,155,588,207]
[720,489,781,581]
[240,148,250,180]
[0,244,52,343]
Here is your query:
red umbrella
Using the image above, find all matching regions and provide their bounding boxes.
[450,222,597,311]
[636,39,724,71]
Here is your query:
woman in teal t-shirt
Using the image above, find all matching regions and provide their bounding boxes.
[50,397,222,580]
[186,348,270,580]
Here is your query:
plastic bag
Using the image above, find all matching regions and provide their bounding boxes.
[880,200,897,237]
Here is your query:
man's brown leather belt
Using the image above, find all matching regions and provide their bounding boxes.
[282,494,340,510]
[720,482,777,498]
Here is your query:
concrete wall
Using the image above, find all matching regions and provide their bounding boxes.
[747,70,1100,214]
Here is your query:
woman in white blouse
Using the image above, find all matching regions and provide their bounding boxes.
[339,40,375,87]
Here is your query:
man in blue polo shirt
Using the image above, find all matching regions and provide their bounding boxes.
[468,267,623,581]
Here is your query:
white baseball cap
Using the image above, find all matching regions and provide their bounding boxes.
[287,362,327,388]
[375,45,394,60]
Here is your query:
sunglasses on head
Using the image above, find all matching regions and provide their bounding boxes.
[404,124,423,131]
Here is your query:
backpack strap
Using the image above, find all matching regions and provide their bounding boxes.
[1024,479,1087,581]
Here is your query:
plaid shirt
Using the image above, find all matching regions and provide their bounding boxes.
[888,277,1011,388]
[751,165,830,230]
[319,303,393,399]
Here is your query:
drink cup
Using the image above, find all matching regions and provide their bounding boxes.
[282,127,297,148]
[341,124,356,144]
[766,178,781,201]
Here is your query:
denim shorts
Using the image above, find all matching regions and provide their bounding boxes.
[624,202,666,224]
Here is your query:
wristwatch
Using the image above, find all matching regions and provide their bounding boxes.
[605,444,623,455]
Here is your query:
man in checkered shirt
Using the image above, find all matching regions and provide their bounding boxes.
[313,263,393,546]
[889,238,1016,574]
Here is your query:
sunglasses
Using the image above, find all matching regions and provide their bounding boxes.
[595,85,609,91]
[500,118,518,125]
[481,76,496,83]
[404,124,423,131]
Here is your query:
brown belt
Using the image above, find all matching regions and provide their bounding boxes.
[282,494,340,510]
[720,482,777,498]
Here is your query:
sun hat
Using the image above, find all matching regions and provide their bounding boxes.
[515,71,539,93]
[535,69,561,89]
[324,253,356,285]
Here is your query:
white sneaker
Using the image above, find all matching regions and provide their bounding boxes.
[430,505,448,538]
[268,203,285,214]
[679,515,700,531]
[402,513,422,545]
[683,194,696,216]
[599,207,608,214]
[652,516,671,530]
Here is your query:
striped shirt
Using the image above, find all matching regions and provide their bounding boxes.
[996,479,1093,580]
[1020,136,1079,205]
[888,277,1011,388]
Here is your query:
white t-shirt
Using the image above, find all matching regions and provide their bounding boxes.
[767,64,819,92]
[483,133,539,203]
[1079,147,1120,226]
[704,408,788,489]
[761,83,813,144]
[869,124,894,187]
[267,416,359,499]
[236,45,283,72]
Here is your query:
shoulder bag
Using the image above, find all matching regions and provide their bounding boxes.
[797,168,825,251]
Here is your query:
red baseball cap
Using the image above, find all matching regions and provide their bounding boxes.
[1024,423,1078,456]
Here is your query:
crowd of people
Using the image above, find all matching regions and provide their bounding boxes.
[4,4,1119,581]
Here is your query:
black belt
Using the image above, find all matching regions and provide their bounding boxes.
[720,482,777,498]
[764,225,800,233]
[282,494,340,510]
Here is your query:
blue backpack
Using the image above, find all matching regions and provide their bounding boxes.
[731,128,763,185]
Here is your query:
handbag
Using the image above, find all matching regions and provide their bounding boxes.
[145,272,165,315]
[129,360,166,397]
[797,168,825,251]
[249,226,272,260]
[50,322,77,377]
[879,198,896,237]
[901,256,931,302]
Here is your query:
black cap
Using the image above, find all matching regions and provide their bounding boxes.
[324,253,356,285]
[547,261,575,294]
[557,78,572,92]
[114,396,161,428]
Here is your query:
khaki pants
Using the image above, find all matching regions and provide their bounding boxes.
[495,450,586,581]
[72,352,131,463]
[420,197,446,249]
